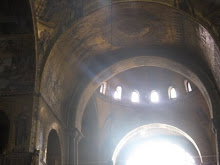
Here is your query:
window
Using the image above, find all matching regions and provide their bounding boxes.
[168,86,177,99]
[131,90,140,103]
[100,82,107,94]
[184,80,192,93]
[114,86,122,100]
[151,90,159,103]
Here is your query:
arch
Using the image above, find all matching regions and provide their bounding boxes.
[39,2,220,133]
[111,123,203,165]
[36,2,220,164]
[0,112,10,154]
[168,86,177,99]
[150,90,159,103]
[46,129,61,165]
[114,86,122,100]
[100,82,107,94]
[131,90,139,103]
[185,80,193,93]
[74,56,215,132]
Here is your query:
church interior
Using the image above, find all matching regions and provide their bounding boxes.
[1,0,220,165]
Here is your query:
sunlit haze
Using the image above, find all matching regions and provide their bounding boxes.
[126,140,196,165]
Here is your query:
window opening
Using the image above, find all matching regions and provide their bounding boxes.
[169,87,177,99]
[185,80,192,93]
[100,82,107,94]
[114,86,122,100]
[131,90,139,103]
[151,90,159,103]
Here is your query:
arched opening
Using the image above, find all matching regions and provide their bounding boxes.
[114,86,122,100]
[0,112,10,154]
[46,129,61,165]
[150,90,159,103]
[39,2,220,133]
[39,3,220,164]
[185,80,193,93]
[72,56,215,132]
[131,90,139,103]
[100,82,107,94]
[112,124,202,165]
[168,86,177,99]
[80,65,214,164]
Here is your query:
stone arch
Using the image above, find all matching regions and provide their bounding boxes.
[46,129,62,165]
[40,1,220,133]
[111,123,203,165]
[73,55,216,132]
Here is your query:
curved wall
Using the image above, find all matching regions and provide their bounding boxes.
[91,91,215,164]
[41,2,220,129]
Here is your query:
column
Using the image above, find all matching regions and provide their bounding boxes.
[69,128,83,165]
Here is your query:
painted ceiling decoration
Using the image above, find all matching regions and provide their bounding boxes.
[33,0,220,73]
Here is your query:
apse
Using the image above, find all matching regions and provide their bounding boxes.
[79,66,214,165]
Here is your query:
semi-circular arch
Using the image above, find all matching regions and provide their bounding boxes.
[111,123,203,164]
[74,56,214,132]
[39,2,220,133]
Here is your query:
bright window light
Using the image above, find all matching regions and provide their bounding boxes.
[131,91,139,103]
[151,90,159,103]
[185,80,193,93]
[100,82,107,94]
[187,82,192,92]
[100,85,104,93]
[126,140,196,165]
[169,87,177,99]
[114,86,122,100]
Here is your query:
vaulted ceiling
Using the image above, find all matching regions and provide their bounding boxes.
[38,1,220,129]
[35,0,220,75]
[1,0,220,128]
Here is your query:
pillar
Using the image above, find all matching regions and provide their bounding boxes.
[69,128,83,165]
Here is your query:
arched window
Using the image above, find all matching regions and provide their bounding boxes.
[100,82,107,94]
[184,80,192,93]
[151,90,159,103]
[168,86,177,99]
[114,86,122,100]
[131,90,139,103]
